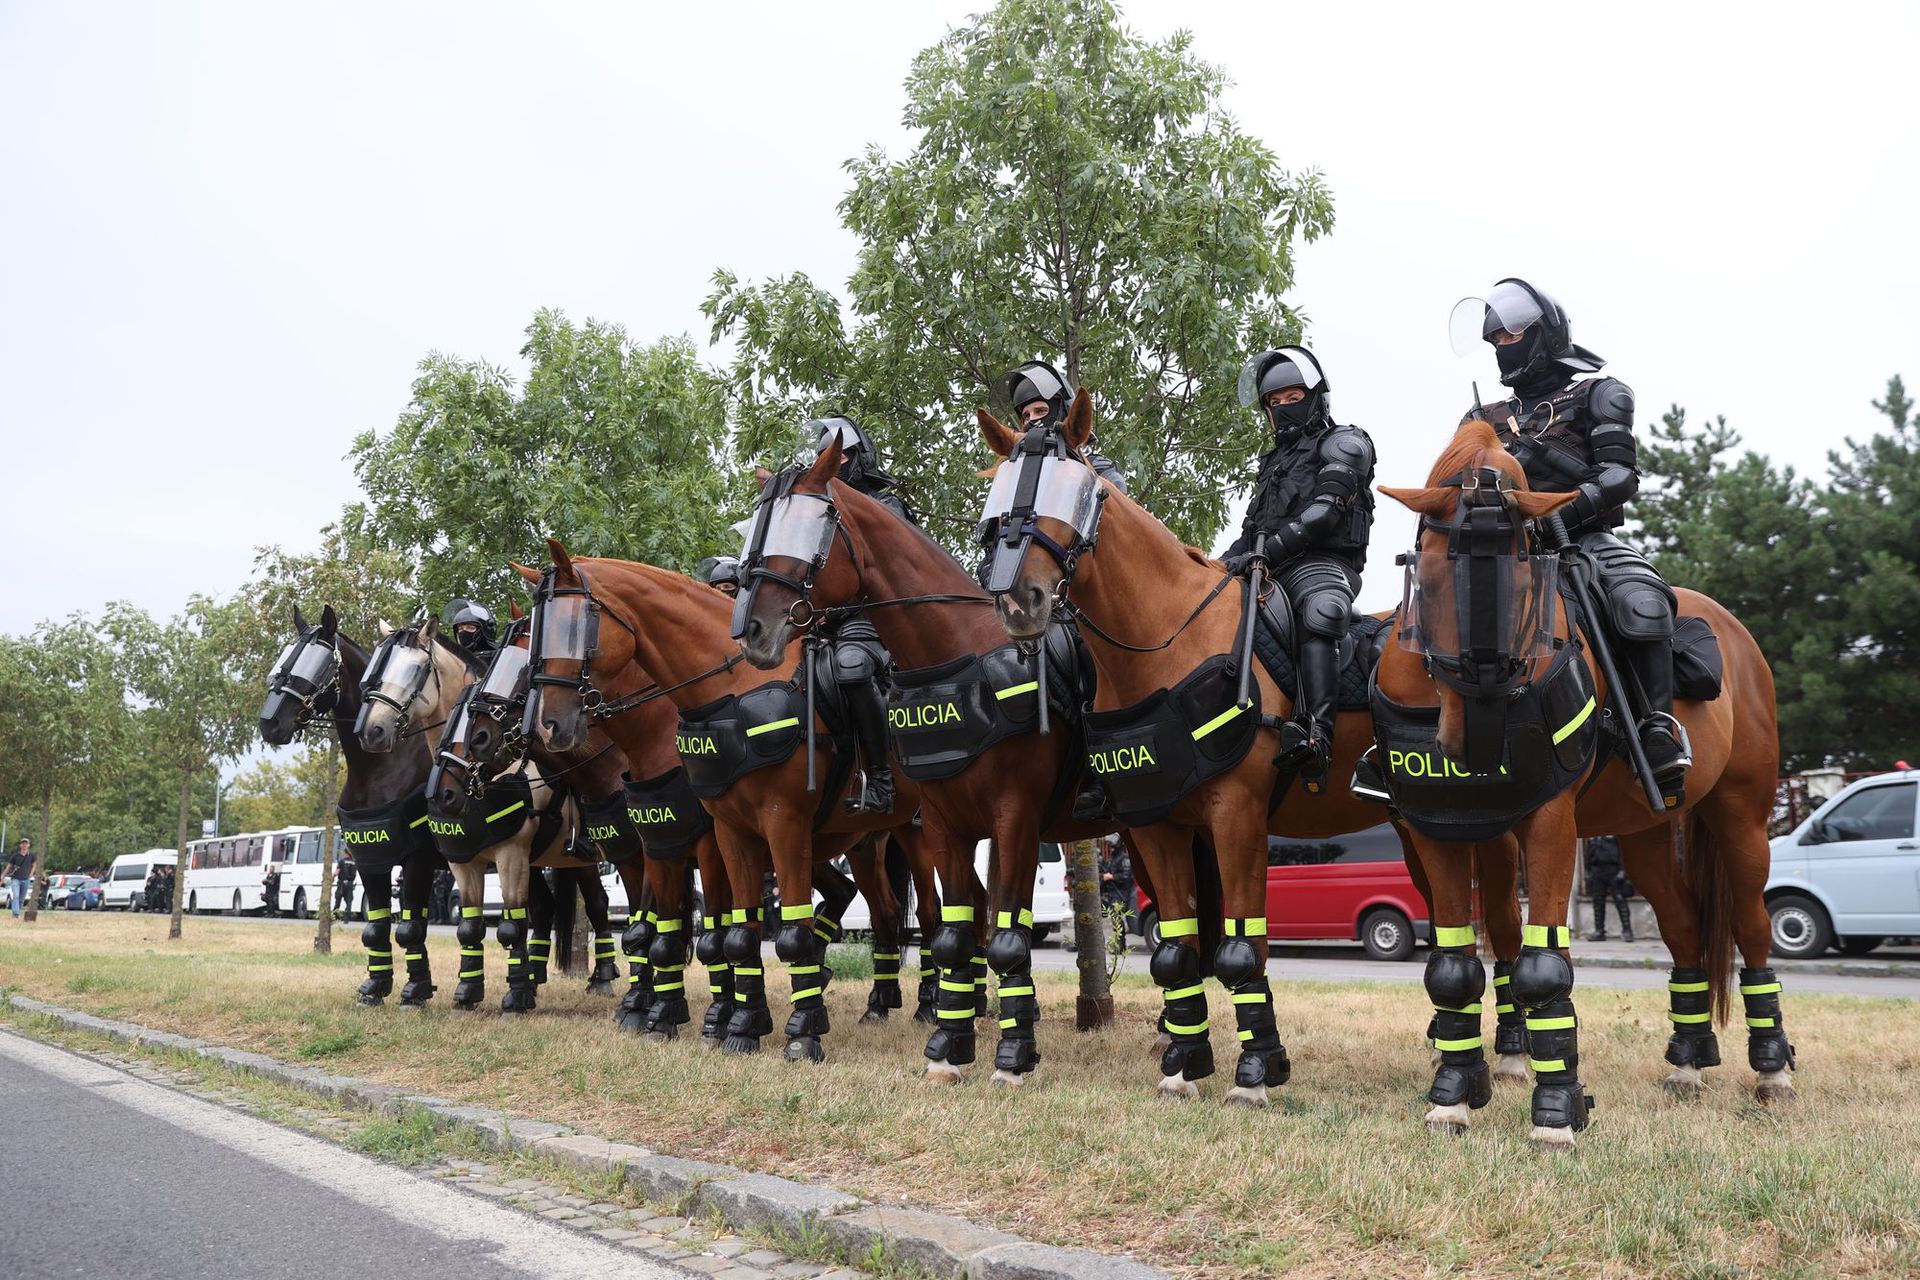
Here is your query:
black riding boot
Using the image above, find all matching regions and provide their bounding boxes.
[1277,635,1337,780]
[841,677,895,814]
[1627,637,1690,789]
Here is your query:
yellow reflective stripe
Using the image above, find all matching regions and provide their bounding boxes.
[941,905,975,923]
[1527,1015,1576,1031]
[505,907,528,920]
[366,963,393,972]
[708,962,729,974]
[1552,695,1597,745]
[529,939,551,953]
[366,908,391,921]
[1165,983,1206,1001]
[654,918,684,933]
[1163,1019,1209,1036]
[999,985,1034,998]
[408,814,430,828]
[404,952,424,961]
[936,1008,974,1020]
[1231,992,1268,1005]
[1224,917,1267,937]
[788,964,821,975]
[1741,981,1782,995]
[994,681,1038,701]
[1434,1036,1483,1051]
[1000,1017,1019,1029]
[779,904,813,921]
[1191,702,1249,741]
[792,987,822,1001]
[872,953,901,961]
[1491,973,1511,987]
[1670,1011,1712,1023]
[459,947,484,956]
[733,965,763,977]
[1234,1029,1253,1042]
[1522,924,1570,949]
[994,908,1037,929]
[485,800,526,823]
[1746,1016,1777,1028]
[460,905,482,918]
[1668,980,1710,993]
[653,981,684,993]
[1434,925,1476,948]
[702,916,717,930]
[939,980,974,993]
[1530,1057,1566,1072]
[1496,1003,1516,1015]
[364,948,392,957]
[746,717,799,738]
[1159,917,1200,939]
[1435,1003,1483,1015]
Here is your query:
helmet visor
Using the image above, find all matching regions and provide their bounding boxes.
[1237,347,1323,408]
[1004,362,1068,409]
[1450,284,1545,356]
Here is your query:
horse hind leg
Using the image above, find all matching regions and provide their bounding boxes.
[1475,837,1531,1085]
[574,867,621,994]
[356,866,396,1006]
[1618,822,1719,1095]
[395,851,438,1008]
[1696,792,1797,1104]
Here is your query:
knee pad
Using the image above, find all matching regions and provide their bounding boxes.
[648,931,688,969]
[360,920,388,950]
[774,922,815,964]
[1299,592,1351,640]
[721,924,760,966]
[1213,938,1261,988]
[694,927,726,967]
[1423,949,1487,1008]
[455,915,487,948]
[833,643,878,683]
[930,924,974,969]
[393,915,427,949]
[985,927,1030,975]
[1150,939,1203,989]
[1608,581,1675,640]
[1511,947,1574,1009]
[495,916,526,950]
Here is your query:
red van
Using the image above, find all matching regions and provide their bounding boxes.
[1136,823,1431,960]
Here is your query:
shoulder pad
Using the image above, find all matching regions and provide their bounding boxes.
[1587,377,1635,427]
[1319,426,1375,472]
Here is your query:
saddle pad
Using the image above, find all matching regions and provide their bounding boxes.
[1252,601,1386,713]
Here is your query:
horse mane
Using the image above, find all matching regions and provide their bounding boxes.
[435,633,487,677]
[1426,420,1523,487]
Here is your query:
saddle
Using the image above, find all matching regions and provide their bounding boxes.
[1249,591,1388,713]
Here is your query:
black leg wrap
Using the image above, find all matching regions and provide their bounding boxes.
[455,913,487,948]
[723,957,774,1050]
[645,959,690,1030]
[496,913,527,951]
[399,943,435,1006]
[1525,996,1591,1132]
[1158,982,1214,1083]
[454,942,486,1008]
[971,954,990,1017]
[914,952,939,1023]
[866,950,903,1015]
[358,919,393,1003]
[991,963,1041,1075]
[985,927,1031,974]
[527,936,551,986]
[1491,961,1527,1057]
[930,923,973,970]
[590,933,621,988]
[694,920,725,967]
[1740,967,1794,1074]
[926,949,980,1064]
[1663,966,1721,1068]
[500,947,537,1013]
[1424,948,1489,1108]
[774,922,815,964]
[1213,938,1262,989]
[1228,977,1289,1089]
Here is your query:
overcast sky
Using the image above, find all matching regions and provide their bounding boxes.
[4,0,1915,634]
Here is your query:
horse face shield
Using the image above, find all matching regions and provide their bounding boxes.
[355,632,433,741]
[978,432,1102,596]
[731,469,836,638]
[523,580,599,739]
[262,632,340,727]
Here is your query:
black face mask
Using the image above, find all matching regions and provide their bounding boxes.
[1019,400,1064,432]
[1496,331,1559,394]
[1266,396,1318,437]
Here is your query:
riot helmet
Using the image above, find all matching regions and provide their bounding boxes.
[697,554,743,597]
[1237,346,1329,437]
[1449,278,1604,393]
[443,599,496,653]
[1000,361,1073,429]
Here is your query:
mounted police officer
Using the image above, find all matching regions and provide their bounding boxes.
[807,417,904,814]
[443,599,497,660]
[1452,278,1689,787]
[1223,346,1375,777]
[698,555,742,599]
[1001,360,1128,492]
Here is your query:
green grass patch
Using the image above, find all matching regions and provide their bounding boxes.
[295,1025,368,1059]
[345,1110,455,1165]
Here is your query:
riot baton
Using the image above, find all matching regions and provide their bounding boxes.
[1035,639,1051,736]
[1235,534,1267,710]
[1543,514,1668,813]
[803,632,819,793]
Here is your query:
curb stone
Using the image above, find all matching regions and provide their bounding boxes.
[0,994,1171,1280]
[1573,954,1920,978]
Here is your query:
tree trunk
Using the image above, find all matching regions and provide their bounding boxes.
[170,766,193,941]
[313,739,338,955]
[1068,838,1114,1029]
[568,874,591,974]
[23,784,52,923]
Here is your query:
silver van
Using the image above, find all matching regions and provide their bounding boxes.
[1766,771,1920,958]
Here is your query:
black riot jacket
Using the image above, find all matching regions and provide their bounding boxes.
[1225,417,1376,574]
[1467,376,1638,536]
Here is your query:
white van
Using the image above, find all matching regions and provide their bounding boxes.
[1767,770,1920,958]
[103,849,176,910]
[835,840,1072,940]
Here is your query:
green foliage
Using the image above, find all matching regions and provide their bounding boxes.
[243,522,418,663]
[32,710,215,871]
[705,0,1332,551]
[108,597,260,783]
[222,744,341,836]
[344,309,743,609]
[0,615,130,872]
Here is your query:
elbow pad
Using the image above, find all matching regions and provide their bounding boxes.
[1588,422,1638,469]
[1293,499,1343,544]
[1593,462,1640,509]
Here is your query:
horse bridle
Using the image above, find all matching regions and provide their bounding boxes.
[356,627,449,742]
[266,628,342,736]
[524,565,717,736]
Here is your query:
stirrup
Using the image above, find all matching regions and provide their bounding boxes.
[1276,720,1330,780]
[843,768,895,815]
[1640,713,1693,777]
[1351,747,1390,804]
[1072,783,1113,822]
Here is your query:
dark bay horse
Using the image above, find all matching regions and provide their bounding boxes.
[258,605,444,1007]
[519,541,935,1062]
[976,393,1521,1106]
[1375,421,1788,1148]
[735,440,1126,1086]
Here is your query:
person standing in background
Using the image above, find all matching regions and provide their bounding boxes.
[6,839,35,918]
[1584,834,1634,942]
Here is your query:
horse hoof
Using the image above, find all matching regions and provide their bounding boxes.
[396,1002,427,1013]
[616,1011,647,1034]
[859,1008,888,1025]
[1425,1103,1472,1135]
[500,1009,525,1019]
[453,1001,481,1013]
[925,1061,963,1085]
[1755,1070,1796,1106]
[1156,1076,1200,1102]
[1528,1125,1578,1152]
[1493,1054,1531,1084]
[784,1037,826,1064]
[1224,1085,1269,1109]
[699,1035,725,1052]
[1150,1032,1172,1055]
[587,981,615,996]
[356,994,386,1008]
[1662,1066,1706,1096]
[990,1069,1026,1089]
[721,1035,761,1056]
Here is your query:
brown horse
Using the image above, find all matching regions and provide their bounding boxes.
[518,541,940,1062]
[976,392,1496,1105]
[1376,420,1787,1148]
[735,439,1130,1086]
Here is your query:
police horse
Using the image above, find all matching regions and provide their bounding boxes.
[520,540,936,1062]
[733,440,1124,1086]
[1373,420,1788,1148]
[259,605,445,1007]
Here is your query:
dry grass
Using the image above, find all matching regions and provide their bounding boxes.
[4,914,1917,1279]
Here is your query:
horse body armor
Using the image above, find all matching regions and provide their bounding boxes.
[623,767,713,858]
[1081,654,1262,827]
[676,679,810,798]
[887,632,1083,781]
[425,772,539,864]
[578,785,644,864]
[337,792,433,861]
[1368,641,1602,843]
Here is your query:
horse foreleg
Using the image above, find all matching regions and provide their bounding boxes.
[714,822,773,1055]
[496,847,538,1014]
[854,835,907,1023]
[986,821,1043,1088]
[354,856,397,1006]
[688,834,733,1047]
[1415,838,1491,1134]
[920,824,980,1083]
[449,861,490,1009]
[1129,823,1209,1101]
[642,855,692,1039]
[1474,834,1530,1084]
[395,850,440,1008]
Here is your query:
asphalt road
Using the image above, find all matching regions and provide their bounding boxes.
[0,1030,679,1280]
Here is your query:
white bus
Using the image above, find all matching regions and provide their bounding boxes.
[186,825,359,916]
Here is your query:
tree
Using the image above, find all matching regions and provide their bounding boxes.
[705,0,1334,552]
[109,597,261,940]
[222,745,341,835]
[344,309,742,610]
[40,714,215,872]
[0,615,129,920]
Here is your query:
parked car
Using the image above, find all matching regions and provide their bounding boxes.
[1136,823,1430,961]
[41,873,91,910]
[1766,769,1920,959]
[102,850,176,910]
[64,878,105,911]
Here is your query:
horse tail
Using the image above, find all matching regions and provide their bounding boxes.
[1684,812,1736,1026]
[1192,834,1224,976]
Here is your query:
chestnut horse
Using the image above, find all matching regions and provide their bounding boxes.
[1376,420,1787,1148]
[735,441,1130,1086]
[976,393,1510,1106]
[519,541,941,1062]
[453,614,735,1043]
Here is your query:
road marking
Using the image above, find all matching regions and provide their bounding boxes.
[0,1029,673,1279]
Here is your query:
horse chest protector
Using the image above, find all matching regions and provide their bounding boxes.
[675,679,806,798]
[336,792,434,865]
[886,644,1044,780]
[623,767,713,858]
[425,772,534,864]
[1369,643,1601,842]
[1081,654,1262,827]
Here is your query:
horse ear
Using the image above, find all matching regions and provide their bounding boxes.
[510,562,541,584]
[978,408,1018,458]
[420,615,440,645]
[1379,485,1460,519]
[808,434,844,485]
[754,465,773,488]
[318,604,338,637]
[377,618,394,638]
[1063,386,1094,450]
[509,601,525,621]
[1513,489,1579,521]
[547,537,580,584]
[292,604,309,633]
